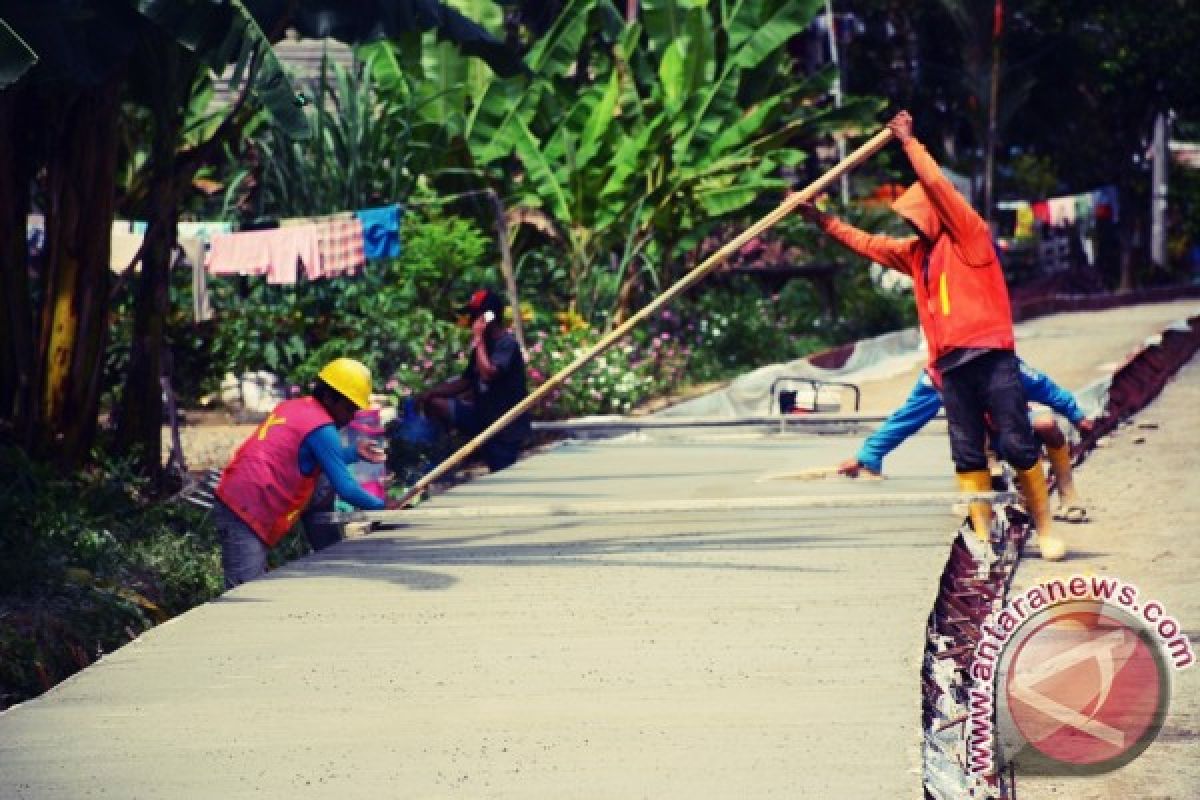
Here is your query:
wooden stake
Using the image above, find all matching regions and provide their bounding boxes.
[397,127,896,508]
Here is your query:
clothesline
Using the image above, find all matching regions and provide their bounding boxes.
[205,204,402,285]
[998,186,1119,239]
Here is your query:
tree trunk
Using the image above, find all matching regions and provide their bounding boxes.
[1118,218,1139,293]
[612,258,641,327]
[115,56,187,479]
[30,80,121,467]
[0,86,35,435]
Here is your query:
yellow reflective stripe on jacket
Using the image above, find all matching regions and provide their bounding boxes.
[939,272,950,315]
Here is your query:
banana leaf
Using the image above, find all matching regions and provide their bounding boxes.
[0,17,35,88]
[131,0,310,139]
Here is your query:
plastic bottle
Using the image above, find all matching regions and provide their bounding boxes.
[345,408,388,500]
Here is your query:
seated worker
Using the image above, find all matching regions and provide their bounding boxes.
[838,359,1094,522]
[214,358,388,588]
[416,288,531,472]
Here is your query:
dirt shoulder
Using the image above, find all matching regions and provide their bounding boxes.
[1009,357,1200,799]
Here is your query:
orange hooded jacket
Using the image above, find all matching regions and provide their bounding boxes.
[816,138,1015,365]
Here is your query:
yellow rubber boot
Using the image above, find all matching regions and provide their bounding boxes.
[956,470,994,543]
[1045,442,1081,508]
[1015,460,1067,561]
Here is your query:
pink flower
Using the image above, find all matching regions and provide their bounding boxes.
[385,379,399,391]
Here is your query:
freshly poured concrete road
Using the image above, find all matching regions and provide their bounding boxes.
[1,433,961,799]
[3,300,1197,798]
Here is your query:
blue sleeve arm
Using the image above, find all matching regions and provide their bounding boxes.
[301,425,385,510]
[856,374,944,473]
[1018,361,1085,424]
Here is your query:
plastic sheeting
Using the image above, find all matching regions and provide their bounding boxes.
[657,327,926,418]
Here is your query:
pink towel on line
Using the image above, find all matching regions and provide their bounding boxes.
[206,226,322,285]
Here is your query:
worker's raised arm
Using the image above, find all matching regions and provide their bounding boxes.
[890,112,993,266]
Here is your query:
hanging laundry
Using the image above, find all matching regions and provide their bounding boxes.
[1093,186,1119,222]
[111,222,144,274]
[314,217,365,278]
[206,225,321,285]
[355,204,402,260]
[281,212,355,227]
[1031,201,1050,224]
[1014,203,1035,239]
[1074,192,1094,226]
[178,220,233,239]
[281,213,366,278]
[26,214,45,260]
[1047,196,1076,226]
[174,236,213,322]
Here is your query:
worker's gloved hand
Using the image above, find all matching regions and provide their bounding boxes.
[357,439,387,463]
[837,457,863,477]
[887,110,913,144]
[794,200,824,224]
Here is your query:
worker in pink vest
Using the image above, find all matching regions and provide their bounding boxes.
[215,358,387,588]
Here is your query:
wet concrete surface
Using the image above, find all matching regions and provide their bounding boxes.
[4,301,1197,798]
[0,432,957,799]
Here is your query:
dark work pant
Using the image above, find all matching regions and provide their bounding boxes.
[941,350,1040,473]
[300,475,341,552]
[214,499,269,589]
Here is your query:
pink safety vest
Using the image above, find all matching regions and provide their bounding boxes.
[216,397,333,547]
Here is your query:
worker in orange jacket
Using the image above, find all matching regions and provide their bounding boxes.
[798,110,1066,560]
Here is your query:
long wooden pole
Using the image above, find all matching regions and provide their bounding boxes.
[397,126,895,508]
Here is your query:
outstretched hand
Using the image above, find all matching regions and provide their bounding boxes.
[792,193,829,224]
[356,439,387,463]
[837,457,863,477]
[887,110,913,144]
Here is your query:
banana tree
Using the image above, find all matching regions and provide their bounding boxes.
[0,0,521,474]
[404,0,881,321]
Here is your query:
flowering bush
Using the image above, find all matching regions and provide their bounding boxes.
[523,326,658,418]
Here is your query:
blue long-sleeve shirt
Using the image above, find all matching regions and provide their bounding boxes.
[298,424,385,510]
[856,359,1086,474]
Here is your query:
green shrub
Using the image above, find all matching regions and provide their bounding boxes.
[0,447,223,709]
[197,209,494,396]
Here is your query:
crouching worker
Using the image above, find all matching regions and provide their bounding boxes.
[838,359,1094,522]
[415,288,531,472]
[214,358,388,589]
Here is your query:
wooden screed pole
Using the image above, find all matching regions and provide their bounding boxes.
[397,127,895,508]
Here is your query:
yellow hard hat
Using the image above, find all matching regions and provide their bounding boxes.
[317,358,372,409]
